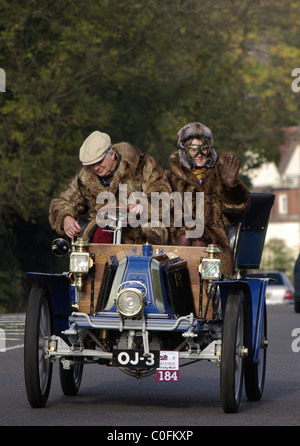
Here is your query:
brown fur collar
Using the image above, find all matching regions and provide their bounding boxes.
[169,150,218,189]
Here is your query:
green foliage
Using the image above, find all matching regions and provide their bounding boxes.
[261,238,296,279]
[0,227,24,312]
[1,0,300,310]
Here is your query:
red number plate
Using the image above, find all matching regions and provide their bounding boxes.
[156,369,179,382]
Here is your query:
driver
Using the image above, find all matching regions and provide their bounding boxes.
[167,122,250,273]
[49,130,171,244]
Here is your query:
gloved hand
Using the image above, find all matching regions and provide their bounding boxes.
[220,153,241,187]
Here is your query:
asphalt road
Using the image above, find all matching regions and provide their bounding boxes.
[1,305,300,428]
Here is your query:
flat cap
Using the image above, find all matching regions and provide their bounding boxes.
[79,131,111,165]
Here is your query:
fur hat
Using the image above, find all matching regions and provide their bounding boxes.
[177,122,213,149]
[79,131,112,165]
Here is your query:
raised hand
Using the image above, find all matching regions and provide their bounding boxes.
[220,153,241,187]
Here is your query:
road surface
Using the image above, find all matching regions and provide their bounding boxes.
[0,305,300,428]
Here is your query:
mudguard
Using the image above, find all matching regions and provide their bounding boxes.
[217,278,268,363]
[27,272,71,337]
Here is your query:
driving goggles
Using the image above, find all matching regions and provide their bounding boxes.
[185,144,212,157]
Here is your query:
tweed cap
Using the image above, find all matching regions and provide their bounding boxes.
[177,122,213,149]
[79,131,112,165]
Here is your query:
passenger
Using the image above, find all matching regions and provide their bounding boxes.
[49,131,171,244]
[167,122,250,274]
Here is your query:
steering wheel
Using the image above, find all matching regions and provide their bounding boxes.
[96,206,137,244]
[97,205,132,225]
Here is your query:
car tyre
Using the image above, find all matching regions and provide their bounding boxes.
[220,289,245,413]
[24,285,53,408]
[59,359,84,396]
[294,300,300,313]
[244,305,267,401]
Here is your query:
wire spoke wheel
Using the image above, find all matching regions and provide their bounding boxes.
[59,359,84,396]
[24,285,53,408]
[220,290,246,413]
[245,305,267,401]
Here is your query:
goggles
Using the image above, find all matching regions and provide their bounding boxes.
[185,144,212,158]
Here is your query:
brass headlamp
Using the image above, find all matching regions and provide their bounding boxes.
[199,245,222,279]
[115,281,147,319]
[199,244,222,294]
[70,238,94,291]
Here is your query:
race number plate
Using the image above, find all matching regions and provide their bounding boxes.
[156,351,179,382]
[112,349,159,368]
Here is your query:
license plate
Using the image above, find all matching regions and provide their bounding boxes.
[112,349,159,368]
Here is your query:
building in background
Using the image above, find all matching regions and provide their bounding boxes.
[247,125,300,258]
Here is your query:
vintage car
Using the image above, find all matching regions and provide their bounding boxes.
[24,193,274,413]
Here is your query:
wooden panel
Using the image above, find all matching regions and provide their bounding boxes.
[79,244,211,318]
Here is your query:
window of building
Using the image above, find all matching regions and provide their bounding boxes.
[278,193,288,215]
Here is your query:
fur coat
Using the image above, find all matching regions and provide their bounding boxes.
[167,151,250,274]
[49,142,172,244]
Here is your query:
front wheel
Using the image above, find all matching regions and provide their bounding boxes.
[24,285,53,408]
[220,290,246,413]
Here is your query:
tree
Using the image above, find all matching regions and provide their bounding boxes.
[261,238,296,278]
[1,0,300,310]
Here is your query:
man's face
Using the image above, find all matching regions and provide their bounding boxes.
[90,152,117,177]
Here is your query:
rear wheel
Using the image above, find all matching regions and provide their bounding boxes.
[294,300,300,313]
[59,359,84,395]
[24,285,53,408]
[220,290,246,413]
[244,305,267,401]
